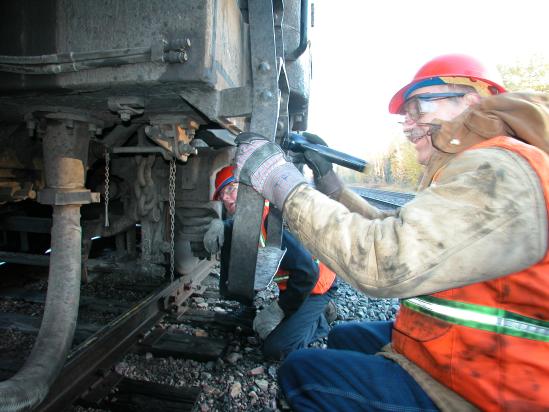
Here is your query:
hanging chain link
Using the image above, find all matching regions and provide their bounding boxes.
[168,158,177,282]
[104,149,110,228]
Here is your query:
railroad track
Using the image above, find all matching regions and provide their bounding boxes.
[0,259,233,412]
[351,187,415,209]
[41,261,215,412]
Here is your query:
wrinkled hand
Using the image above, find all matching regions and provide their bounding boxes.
[253,300,285,340]
[301,132,344,199]
[203,218,224,254]
[235,132,306,209]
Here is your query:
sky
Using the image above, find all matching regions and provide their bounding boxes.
[306,0,549,161]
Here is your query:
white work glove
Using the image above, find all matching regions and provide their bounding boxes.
[253,301,285,340]
[235,132,306,210]
[203,218,224,255]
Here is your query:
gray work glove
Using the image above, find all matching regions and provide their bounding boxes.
[235,132,306,210]
[203,218,224,255]
[301,132,344,199]
[253,300,285,340]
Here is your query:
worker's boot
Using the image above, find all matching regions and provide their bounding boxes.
[215,304,256,331]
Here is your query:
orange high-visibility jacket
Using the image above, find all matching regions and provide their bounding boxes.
[393,137,549,411]
[260,203,335,295]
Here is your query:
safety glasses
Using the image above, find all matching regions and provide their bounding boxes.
[220,182,238,200]
[401,92,467,122]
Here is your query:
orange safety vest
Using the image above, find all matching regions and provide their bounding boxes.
[392,137,549,411]
[275,261,336,295]
[260,203,335,295]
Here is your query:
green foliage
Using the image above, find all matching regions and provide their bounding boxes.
[498,55,549,93]
[337,135,423,191]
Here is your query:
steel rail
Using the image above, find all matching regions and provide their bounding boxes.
[36,259,215,412]
[352,187,415,208]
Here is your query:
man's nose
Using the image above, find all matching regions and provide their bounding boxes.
[401,117,416,131]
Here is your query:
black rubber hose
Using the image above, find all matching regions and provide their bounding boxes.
[0,119,87,411]
[0,205,82,412]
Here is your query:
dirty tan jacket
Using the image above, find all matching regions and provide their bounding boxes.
[282,93,549,411]
[284,147,546,298]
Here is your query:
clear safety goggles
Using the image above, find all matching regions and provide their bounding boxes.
[401,92,466,122]
[220,182,238,200]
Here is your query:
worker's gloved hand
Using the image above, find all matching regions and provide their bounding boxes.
[301,132,333,177]
[235,132,306,210]
[203,218,225,255]
[253,300,285,340]
[301,132,344,199]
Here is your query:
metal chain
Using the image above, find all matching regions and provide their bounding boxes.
[168,158,177,282]
[104,150,110,228]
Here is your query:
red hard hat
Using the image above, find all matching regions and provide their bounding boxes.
[389,54,506,114]
[213,165,235,200]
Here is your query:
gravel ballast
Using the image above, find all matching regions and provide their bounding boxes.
[110,273,399,412]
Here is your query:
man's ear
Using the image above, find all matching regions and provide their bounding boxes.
[464,93,482,107]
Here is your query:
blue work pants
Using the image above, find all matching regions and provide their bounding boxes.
[278,321,439,411]
[262,287,336,360]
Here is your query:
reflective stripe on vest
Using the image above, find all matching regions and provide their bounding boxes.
[403,296,549,342]
[392,136,549,410]
[273,273,290,283]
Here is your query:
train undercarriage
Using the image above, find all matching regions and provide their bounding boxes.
[0,0,311,409]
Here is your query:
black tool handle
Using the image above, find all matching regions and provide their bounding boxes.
[284,133,367,172]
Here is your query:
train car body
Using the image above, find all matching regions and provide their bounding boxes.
[0,1,311,409]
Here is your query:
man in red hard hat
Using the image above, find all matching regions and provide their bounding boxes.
[209,165,338,360]
[231,53,549,410]
[387,54,506,167]
[212,165,238,214]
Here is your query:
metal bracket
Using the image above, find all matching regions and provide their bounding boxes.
[254,246,286,290]
[108,97,145,122]
[151,36,192,64]
[24,108,106,136]
[227,0,288,303]
[110,146,173,161]
[219,86,252,118]
[144,116,200,162]
[37,188,100,205]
